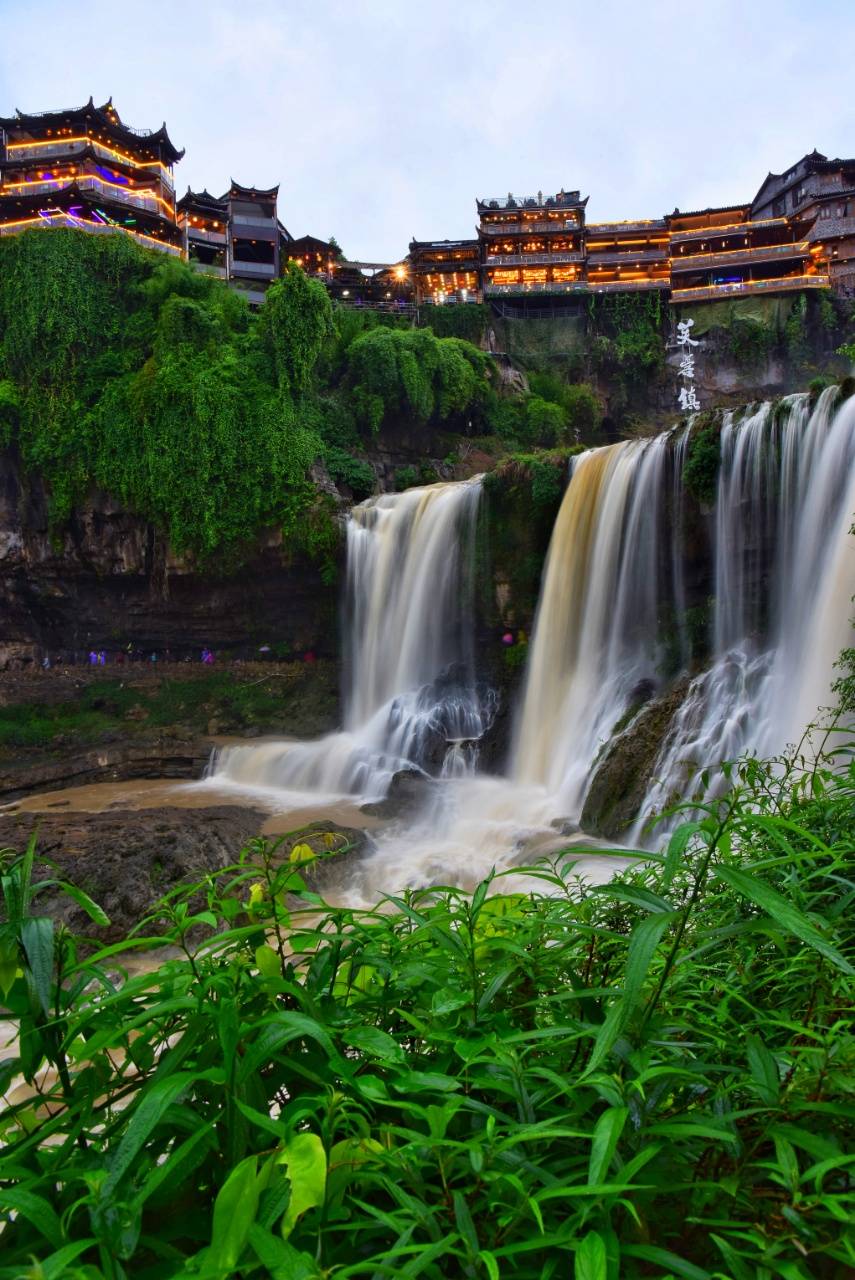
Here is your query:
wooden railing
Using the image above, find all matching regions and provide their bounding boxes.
[671,274,829,302]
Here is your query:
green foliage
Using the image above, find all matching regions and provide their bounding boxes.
[527,377,601,443]
[257,263,334,395]
[0,738,853,1276]
[683,418,721,506]
[728,314,776,369]
[589,293,665,384]
[419,302,490,344]
[524,395,567,447]
[817,289,837,332]
[0,379,19,445]
[393,464,420,491]
[784,293,810,367]
[323,447,376,500]
[0,669,337,750]
[837,341,855,364]
[0,231,329,558]
[346,327,491,434]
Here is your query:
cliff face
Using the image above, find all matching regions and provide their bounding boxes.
[0,449,340,668]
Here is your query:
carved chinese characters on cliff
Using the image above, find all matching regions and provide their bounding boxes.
[676,318,700,412]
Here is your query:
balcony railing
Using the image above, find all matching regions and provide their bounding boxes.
[192,262,227,278]
[184,225,227,245]
[3,138,174,190]
[231,213,277,229]
[1,173,172,218]
[231,260,276,277]
[671,241,810,272]
[586,247,668,265]
[669,216,787,244]
[0,215,181,255]
[484,280,588,296]
[485,251,583,267]
[670,274,830,303]
[588,278,670,293]
[484,277,669,296]
[587,219,666,234]
[481,219,579,235]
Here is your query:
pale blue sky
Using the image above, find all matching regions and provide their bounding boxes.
[1,0,853,261]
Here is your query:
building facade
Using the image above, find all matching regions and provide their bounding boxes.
[178,182,294,303]
[410,152,853,307]
[0,97,183,255]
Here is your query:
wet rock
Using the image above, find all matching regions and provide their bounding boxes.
[359,769,431,820]
[0,806,267,941]
[580,679,691,840]
[0,739,212,804]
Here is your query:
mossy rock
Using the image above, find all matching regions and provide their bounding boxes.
[580,679,690,839]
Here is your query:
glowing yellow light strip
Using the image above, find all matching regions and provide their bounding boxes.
[670,216,788,238]
[671,274,828,298]
[671,241,810,263]
[4,174,174,216]
[0,214,182,254]
[6,134,173,178]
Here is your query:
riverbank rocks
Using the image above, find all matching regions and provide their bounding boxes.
[0,737,212,804]
[580,679,691,839]
[0,806,267,942]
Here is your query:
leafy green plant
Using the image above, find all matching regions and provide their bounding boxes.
[0,734,852,1278]
[346,327,491,434]
[683,418,721,505]
[0,231,328,558]
[323,446,376,500]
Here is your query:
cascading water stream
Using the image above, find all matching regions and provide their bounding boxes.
[209,479,490,803]
[198,389,853,900]
[631,388,855,838]
[512,430,682,812]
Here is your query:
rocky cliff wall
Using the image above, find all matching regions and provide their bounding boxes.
[0,448,340,668]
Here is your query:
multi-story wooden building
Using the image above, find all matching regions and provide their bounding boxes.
[177,188,228,278]
[585,219,670,293]
[478,191,586,298]
[408,238,480,304]
[751,151,855,296]
[667,201,826,305]
[178,182,293,303]
[414,153,852,309]
[0,97,183,255]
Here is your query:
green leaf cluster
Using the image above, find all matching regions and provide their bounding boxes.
[346,327,491,433]
[0,232,331,558]
[4,718,852,1277]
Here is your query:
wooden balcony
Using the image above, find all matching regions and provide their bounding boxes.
[481,219,580,236]
[670,274,829,303]
[586,247,668,266]
[671,241,810,273]
[484,251,583,267]
[483,280,587,297]
[184,225,227,245]
[588,278,670,293]
[587,219,666,235]
[669,216,787,244]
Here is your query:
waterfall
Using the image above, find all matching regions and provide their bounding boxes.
[512,430,680,814]
[210,479,490,802]
[512,389,854,840]
[199,388,853,900]
[632,388,855,837]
